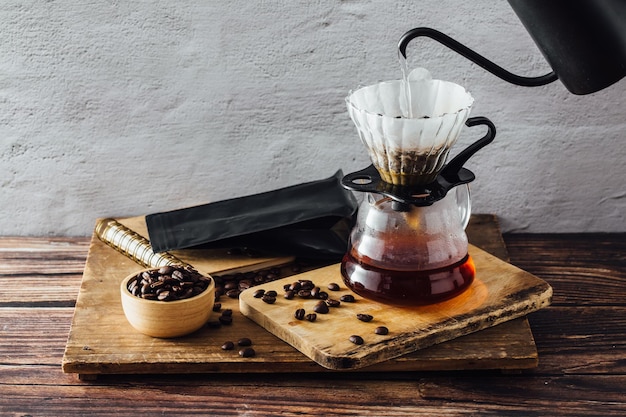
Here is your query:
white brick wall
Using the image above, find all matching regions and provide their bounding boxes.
[1,1,624,235]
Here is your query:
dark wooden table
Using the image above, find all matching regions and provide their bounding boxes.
[1,222,625,416]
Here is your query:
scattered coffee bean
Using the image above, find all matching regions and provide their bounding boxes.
[221,309,233,317]
[327,283,340,291]
[340,294,356,303]
[375,326,389,335]
[262,294,276,304]
[313,301,329,314]
[298,290,311,298]
[206,320,222,328]
[226,289,241,299]
[212,302,222,312]
[238,279,252,291]
[317,291,329,300]
[265,290,278,297]
[305,313,317,322]
[356,313,374,322]
[300,280,315,291]
[326,299,341,308]
[126,265,211,302]
[218,315,233,325]
[237,337,252,346]
[284,290,295,299]
[210,266,288,297]
[289,282,301,292]
[252,289,265,298]
[294,308,306,320]
[221,341,235,350]
[349,335,364,345]
[310,287,321,298]
[239,347,256,358]
[224,281,238,291]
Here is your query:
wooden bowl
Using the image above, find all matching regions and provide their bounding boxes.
[120,267,215,338]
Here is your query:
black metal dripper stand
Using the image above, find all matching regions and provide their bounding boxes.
[341,116,496,211]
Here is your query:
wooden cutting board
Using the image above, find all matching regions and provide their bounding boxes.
[62,214,548,378]
[240,243,552,370]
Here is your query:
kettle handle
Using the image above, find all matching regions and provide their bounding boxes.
[440,116,496,182]
[398,27,557,87]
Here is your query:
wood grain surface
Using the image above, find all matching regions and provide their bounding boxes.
[239,244,551,370]
[2,216,625,416]
[61,215,546,376]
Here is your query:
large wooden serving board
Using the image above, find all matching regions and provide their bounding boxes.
[62,214,549,378]
[240,244,552,370]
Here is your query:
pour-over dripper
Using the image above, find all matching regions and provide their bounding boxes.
[346,69,474,186]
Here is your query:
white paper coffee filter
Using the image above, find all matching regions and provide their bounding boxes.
[346,69,474,185]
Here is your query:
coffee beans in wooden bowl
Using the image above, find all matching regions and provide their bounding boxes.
[120,265,215,338]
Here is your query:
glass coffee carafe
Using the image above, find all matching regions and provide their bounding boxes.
[341,68,496,306]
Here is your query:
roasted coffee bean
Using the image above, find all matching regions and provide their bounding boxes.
[206,320,222,328]
[313,301,329,314]
[284,290,295,300]
[218,315,233,325]
[180,288,194,299]
[239,347,256,358]
[157,290,171,301]
[141,283,150,295]
[356,313,374,322]
[294,308,306,320]
[237,337,252,346]
[326,299,341,308]
[221,341,235,350]
[265,290,278,297]
[310,287,321,298]
[327,283,340,291]
[238,279,252,290]
[127,266,211,302]
[224,281,238,291]
[210,266,286,297]
[214,288,224,299]
[349,335,364,345]
[221,309,233,317]
[298,290,311,298]
[226,289,241,299]
[375,326,389,335]
[262,294,276,304]
[158,265,174,275]
[305,313,317,322]
[212,303,222,312]
[340,294,356,303]
[289,282,301,292]
[253,289,265,298]
[317,291,329,300]
[300,281,315,291]
[150,280,165,289]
